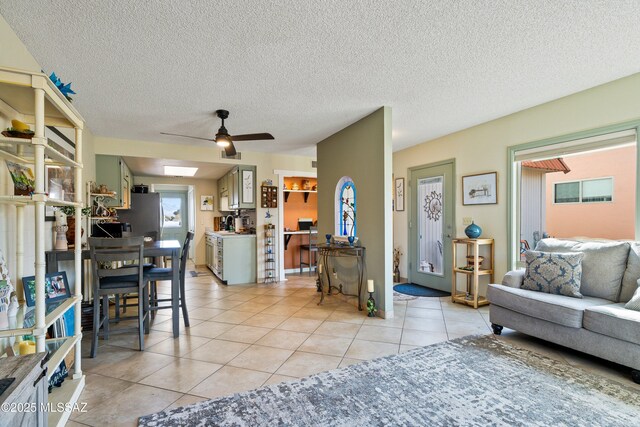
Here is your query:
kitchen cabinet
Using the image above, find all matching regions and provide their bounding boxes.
[228,165,256,209]
[218,173,229,211]
[206,231,256,284]
[95,154,132,209]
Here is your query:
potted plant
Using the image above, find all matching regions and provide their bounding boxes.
[56,206,91,247]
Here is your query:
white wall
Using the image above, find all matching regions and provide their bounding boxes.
[394,72,640,296]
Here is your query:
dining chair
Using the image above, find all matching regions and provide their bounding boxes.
[120,231,158,315]
[299,226,318,276]
[145,231,193,326]
[88,236,149,358]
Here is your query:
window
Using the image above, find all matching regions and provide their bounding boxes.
[162,196,183,228]
[554,178,613,204]
[335,176,356,236]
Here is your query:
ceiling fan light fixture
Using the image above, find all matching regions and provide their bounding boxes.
[215,134,231,147]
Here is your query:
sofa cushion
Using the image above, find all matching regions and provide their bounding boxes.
[624,281,640,311]
[620,242,640,303]
[487,283,612,328]
[522,251,583,298]
[583,303,640,346]
[535,239,629,301]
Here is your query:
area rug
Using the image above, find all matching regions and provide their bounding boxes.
[393,282,450,297]
[138,336,640,426]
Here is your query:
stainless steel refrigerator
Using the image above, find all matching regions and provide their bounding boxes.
[116,192,163,238]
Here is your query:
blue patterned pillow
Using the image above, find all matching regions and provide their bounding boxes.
[522,251,584,298]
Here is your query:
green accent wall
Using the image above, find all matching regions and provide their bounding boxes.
[317,107,394,316]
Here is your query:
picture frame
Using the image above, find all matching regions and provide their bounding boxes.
[45,165,75,221]
[395,178,405,211]
[201,195,214,211]
[242,170,254,204]
[22,271,72,307]
[462,172,498,205]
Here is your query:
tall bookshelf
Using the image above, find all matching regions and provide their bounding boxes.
[0,66,85,426]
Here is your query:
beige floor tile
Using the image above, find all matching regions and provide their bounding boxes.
[326,310,367,324]
[228,344,294,373]
[401,330,449,347]
[187,307,226,320]
[298,334,353,357]
[150,318,204,334]
[264,288,299,296]
[146,335,212,357]
[75,383,181,426]
[189,366,271,399]
[224,292,258,302]
[275,351,341,377]
[362,315,405,329]
[163,394,208,412]
[403,316,447,333]
[406,298,442,309]
[345,339,399,360]
[205,299,245,310]
[73,373,133,419]
[276,317,323,333]
[250,295,285,305]
[66,421,90,427]
[442,310,486,324]
[242,313,289,328]
[292,307,332,320]
[233,301,274,313]
[184,339,250,364]
[139,358,222,393]
[314,321,361,338]
[217,324,272,344]
[261,304,303,316]
[356,325,402,344]
[88,350,176,382]
[339,358,364,368]
[445,319,491,336]
[255,329,311,350]
[103,330,173,351]
[405,306,445,320]
[185,321,235,338]
[211,310,257,324]
[262,374,299,386]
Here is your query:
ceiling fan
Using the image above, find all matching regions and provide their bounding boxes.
[161,109,274,157]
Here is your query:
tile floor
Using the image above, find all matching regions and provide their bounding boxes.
[68,267,639,426]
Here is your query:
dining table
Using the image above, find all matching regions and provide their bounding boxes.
[45,239,183,338]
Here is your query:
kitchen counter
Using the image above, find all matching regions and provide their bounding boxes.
[205,229,256,284]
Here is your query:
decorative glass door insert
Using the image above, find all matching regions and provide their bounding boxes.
[418,176,444,275]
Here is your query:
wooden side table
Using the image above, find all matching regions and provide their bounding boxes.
[452,238,494,308]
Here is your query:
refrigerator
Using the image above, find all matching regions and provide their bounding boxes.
[116,192,163,239]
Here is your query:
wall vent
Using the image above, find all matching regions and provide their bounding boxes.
[312,160,317,168]
[221,151,242,160]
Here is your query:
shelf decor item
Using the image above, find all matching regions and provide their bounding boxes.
[462,172,497,205]
[5,161,35,195]
[464,221,482,238]
[49,71,76,101]
[326,234,332,245]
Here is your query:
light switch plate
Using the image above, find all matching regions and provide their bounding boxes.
[463,217,473,226]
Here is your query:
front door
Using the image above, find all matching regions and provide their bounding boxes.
[159,190,188,243]
[409,161,455,292]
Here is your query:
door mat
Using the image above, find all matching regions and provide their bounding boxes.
[393,283,450,297]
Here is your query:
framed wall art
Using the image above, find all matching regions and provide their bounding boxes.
[395,178,405,211]
[462,172,497,205]
[201,195,214,211]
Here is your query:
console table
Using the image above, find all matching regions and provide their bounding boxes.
[317,243,366,310]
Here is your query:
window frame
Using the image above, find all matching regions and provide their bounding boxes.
[552,177,614,205]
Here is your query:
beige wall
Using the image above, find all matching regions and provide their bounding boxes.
[318,107,394,316]
[545,145,636,240]
[94,136,315,281]
[0,14,39,72]
[394,72,640,297]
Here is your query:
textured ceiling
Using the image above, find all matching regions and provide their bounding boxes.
[2,1,640,157]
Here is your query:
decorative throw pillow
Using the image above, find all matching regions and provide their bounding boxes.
[624,280,640,311]
[522,251,584,298]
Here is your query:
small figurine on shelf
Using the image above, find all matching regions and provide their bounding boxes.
[54,210,68,250]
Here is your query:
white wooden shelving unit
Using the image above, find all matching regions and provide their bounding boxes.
[0,66,85,427]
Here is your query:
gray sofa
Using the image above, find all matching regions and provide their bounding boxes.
[487,238,640,383]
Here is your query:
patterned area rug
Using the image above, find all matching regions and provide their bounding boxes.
[138,336,639,426]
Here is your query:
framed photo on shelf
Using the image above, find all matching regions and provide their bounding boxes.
[22,271,72,307]
[462,172,497,205]
[201,195,214,211]
[395,178,405,211]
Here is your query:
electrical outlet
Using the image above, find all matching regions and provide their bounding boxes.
[463,217,473,226]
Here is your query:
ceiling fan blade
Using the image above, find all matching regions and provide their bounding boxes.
[224,142,237,157]
[160,132,214,142]
[230,133,274,141]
